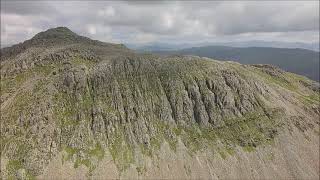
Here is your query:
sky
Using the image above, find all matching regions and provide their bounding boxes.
[1,1,319,47]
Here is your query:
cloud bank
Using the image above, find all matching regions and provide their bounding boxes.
[1,1,319,47]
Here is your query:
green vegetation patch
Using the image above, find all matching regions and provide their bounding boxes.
[251,67,295,91]
[88,143,105,160]
[108,127,135,172]
[1,64,53,94]
[135,108,282,161]
[71,57,96,68]
[62,143,105,173]
[299,93,320,106]
[4,140,35,179]
[170,108,283,156]
[53,88,94,128]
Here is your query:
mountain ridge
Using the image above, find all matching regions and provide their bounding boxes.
[1,27,319,179]
[131,40,319,52]
[151,45,320,82]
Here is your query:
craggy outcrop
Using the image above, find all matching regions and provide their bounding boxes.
[1,27,319,179]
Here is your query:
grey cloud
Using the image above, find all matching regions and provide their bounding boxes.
[1,1,319,46]
[174,1,319,35]
[1,1,57,15]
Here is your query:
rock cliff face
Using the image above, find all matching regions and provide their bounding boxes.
[1,27,319,179]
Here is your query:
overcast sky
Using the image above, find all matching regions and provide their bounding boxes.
[1,1,319,47]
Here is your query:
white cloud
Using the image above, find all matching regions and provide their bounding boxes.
[98,6,115,17]
[131,33,157,44]
[162,13,174,29]
[1,13,45,46]
[87,25,97,35]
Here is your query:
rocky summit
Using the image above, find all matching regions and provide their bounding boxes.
[1,27,319,179]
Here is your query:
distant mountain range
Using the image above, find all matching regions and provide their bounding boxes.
[149,46,319,82]
[128,40,319,52]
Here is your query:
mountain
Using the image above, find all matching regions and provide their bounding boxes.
[130,40,319,52]
[1,27,319,179]
[1,27,128,61]
[151,46,320,82]
[126,42,185,51]
[216,40,319,51]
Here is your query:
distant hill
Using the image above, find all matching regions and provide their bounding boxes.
[129,40,319,52]
[151,46,320,81]
[216,41,319,51]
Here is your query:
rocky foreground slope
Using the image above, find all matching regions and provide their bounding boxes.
[1,27,319,179]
